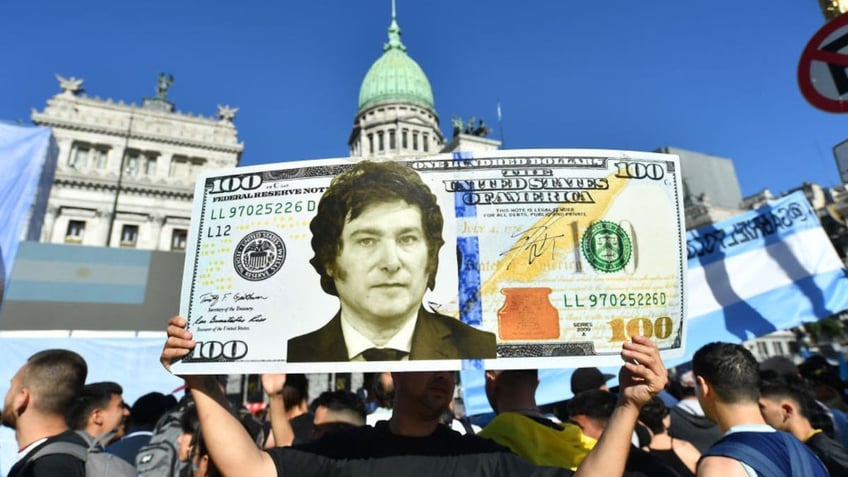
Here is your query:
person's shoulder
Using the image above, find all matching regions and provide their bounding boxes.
[18,431,87,477]
[626,445,680,477]
[696,455,749,477]
[25,453,86,477]
[289,424,377,457]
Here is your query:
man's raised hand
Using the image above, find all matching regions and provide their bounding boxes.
[618,335,668,410]
[160,315,196,373]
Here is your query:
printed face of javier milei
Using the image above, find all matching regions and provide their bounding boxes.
[286,160,497,364]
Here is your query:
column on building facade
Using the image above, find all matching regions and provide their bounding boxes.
[149,213,166,250]
[40,205,60,243]
[96,208,114,247]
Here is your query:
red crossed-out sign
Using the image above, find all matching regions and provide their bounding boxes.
[799,12,848,112]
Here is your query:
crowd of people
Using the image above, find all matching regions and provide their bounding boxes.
[4,337,848,476]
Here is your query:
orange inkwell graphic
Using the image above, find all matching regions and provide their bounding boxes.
[498,287,560,340]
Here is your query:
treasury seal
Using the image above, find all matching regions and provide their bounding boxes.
[233,230,286,281]
[581,221,632,273]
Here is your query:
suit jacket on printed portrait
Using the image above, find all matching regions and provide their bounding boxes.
[286,307,497,362]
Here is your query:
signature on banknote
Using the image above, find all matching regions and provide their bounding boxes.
[501,214,565,269]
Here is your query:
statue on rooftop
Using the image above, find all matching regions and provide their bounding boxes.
[464,117,477,135]
[217,104,239,123]
[156,73,174,100]
[451,116,464,137]
[56,74,84,96]
[473,118,491,137]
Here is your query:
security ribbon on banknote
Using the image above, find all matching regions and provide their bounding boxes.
[173,149,686,374]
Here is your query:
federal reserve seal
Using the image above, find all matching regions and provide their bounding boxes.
[581,221,632,273]
[233,230,286,281]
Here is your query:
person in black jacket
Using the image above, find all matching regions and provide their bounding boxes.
[2,349,88,477]
[758,370,848,476]
[668,370,721,453]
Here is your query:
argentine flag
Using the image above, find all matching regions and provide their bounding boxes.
[681,190,848,363]
[0,123,57,308]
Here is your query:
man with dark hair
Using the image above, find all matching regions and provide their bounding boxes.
[282,374,313,445]
[106,391,177,465]
[287,160,496,362]
[310,390,367,439]
[66,381,129,446]
[567,389,679,477]
[367,371,394,425]
[692,341,828,477]
[2,349,88,477]
[758,370,848,476]
[571,367,614,396]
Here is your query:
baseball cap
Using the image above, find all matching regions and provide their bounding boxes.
[571,367,615,395]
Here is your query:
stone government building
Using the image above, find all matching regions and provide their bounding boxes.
[30,73,243,251]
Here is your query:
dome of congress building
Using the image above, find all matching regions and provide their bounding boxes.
[357,10,434,113]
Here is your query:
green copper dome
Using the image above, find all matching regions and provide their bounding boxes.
[357,11,434,112]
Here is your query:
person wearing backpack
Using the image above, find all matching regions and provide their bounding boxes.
[136,395,194,477]
[108,391,178,466]
[2,349,88,477]
[67,382,130,448]
[693,342,829,477]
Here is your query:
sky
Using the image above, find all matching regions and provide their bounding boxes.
[1,1,847,198]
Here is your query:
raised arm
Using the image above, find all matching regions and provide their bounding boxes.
[574,336,668,477]
[262,374,296,447]
[161,316,277,476]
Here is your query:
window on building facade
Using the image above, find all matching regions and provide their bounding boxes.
[402,130,408,149]
[170,156,189,177]
[190,158,206,180]
[146,156,157,176]
[368,134,374,154]
[120,224,139,247]
[772,341,784,355]
[70,144,89,168]
[413,132,418,150]
[389,130,396,150]
[65,220,85,243]
[171,228,188,251]
[423,134,429,152]
[756,341,769,357]
[93,149,108,169]
[378,131,384,151]
[125,151,140,176]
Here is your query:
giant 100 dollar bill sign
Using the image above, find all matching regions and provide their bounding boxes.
[173,149,686,374]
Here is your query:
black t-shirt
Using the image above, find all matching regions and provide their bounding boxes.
[624,445,682,477]
[269,421,574,477]
[290,412,315,445]
[806,431,848,477]
[293,420,508,458]
[7,430,87,477]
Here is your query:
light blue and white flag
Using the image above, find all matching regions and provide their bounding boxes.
[678,190,848,365]
[462,191,848,416]
[0,123,57,307]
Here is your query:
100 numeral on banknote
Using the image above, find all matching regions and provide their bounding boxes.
[174,149,686,374]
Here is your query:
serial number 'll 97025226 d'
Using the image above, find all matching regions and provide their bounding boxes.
[209,201,317,220]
